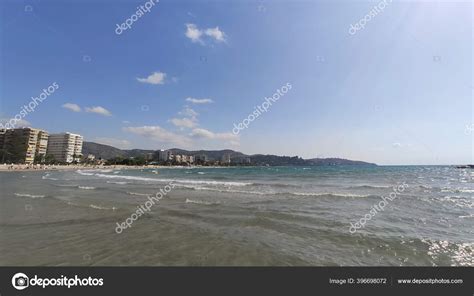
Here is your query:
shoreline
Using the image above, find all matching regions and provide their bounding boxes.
[0,164,165,172]
[0,164,241,172]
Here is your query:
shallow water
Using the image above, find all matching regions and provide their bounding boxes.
[0,166,472,266]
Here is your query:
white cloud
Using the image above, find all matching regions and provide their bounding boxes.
[392,142,402,148]
[179,106,199,120]
[185,23,203,44]
[136,72,166,85]
[169,117,198,129]
[205,27,226,42]
[85,106,112,116]
[124,125,191,147]
[185,23,227,44]
[191,128,239,142]
[392,142,413,149]
[62,103,81,112]
[185,97,213,104]
[0,118,31,128]
[94,137,132,149]
[122,120,131,124]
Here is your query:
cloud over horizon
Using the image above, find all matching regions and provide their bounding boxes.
[85,106,112,116]
[185,97,213,104]
[185,23,227,44]
[62,103,81,112]
[136,71,167,85]
[123,125,192,147]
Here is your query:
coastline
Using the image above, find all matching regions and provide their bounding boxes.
[0,164,239,172]
[0,164,165,172]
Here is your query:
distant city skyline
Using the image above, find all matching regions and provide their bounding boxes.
[0,0,472,165]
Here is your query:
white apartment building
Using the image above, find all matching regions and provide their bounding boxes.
[47,132,83,163]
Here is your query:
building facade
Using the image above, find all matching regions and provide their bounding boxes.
[158,149,173,162]
[0,128,49,164]
[47,132,83,163]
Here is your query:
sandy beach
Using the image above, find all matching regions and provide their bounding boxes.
[0,164,165,172]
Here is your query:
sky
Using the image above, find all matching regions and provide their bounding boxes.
[0,0,472,165]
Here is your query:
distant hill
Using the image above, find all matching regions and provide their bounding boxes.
[307,158,377,166]
[82,142,126,159]
[82,142,376,166]
[167,148,246,160]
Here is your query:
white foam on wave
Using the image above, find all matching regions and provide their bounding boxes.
[126,192,150,197]
[176,184,267,195]
[76,170,95,176]
[79,171,251,187]
[442,196,473,209]
[107,181,128,185]
[78,186,96,190]
[89,204,117,211]
[185,198,220,205]
[290,192,371,198]
[42,173,59,181]
[175,184,372,198]
[14,193,45,199]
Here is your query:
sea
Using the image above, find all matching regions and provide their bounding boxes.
[0,165,472,266]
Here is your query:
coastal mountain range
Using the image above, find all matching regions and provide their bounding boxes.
[82,141,377,166]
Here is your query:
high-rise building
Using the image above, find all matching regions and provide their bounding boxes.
[47,132,83,163]
[0,129,6,162]
[158,149,173,162]
[194,154,208,164]
[35,130,49,161]
[1,128,49,164]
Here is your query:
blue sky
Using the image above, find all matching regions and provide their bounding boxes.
[0,0,472,165]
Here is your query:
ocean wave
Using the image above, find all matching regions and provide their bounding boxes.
[14,193,45,199]
[176,184,372,198]
[76,170,95,176]
[288,192,372,198]
[126,192,151,197]
[176,185,268,195]
[85,172,251,187]
[106,181,129,185]
[89,204,117,211]
[442,196,473,209]
[78,186,96,190]
[419,185,432,189]
[424,239,473,267]
[348,185,391,189]
[185,198,220,205]
[42,174,59,181]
